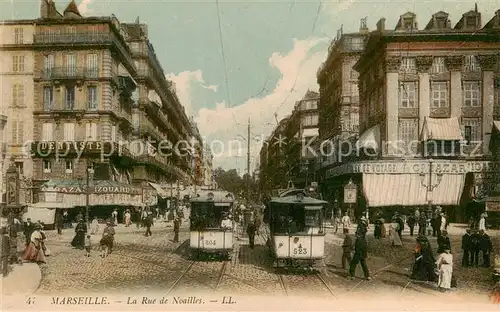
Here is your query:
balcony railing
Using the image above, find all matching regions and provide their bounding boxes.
[40,67,99,80]
[34,33,112,44]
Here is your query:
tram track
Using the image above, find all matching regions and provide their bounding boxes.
[278,271,336,297]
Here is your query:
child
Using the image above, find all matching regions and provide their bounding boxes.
[84,235,91,257]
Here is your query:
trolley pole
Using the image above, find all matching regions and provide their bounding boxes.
[246,118,251,207]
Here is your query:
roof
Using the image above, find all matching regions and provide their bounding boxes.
[63,0,82,17]
[270,195,327,205]
[190,191,235,203]
[421,117,463,141]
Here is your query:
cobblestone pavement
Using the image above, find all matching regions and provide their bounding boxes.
[35,223,498,302]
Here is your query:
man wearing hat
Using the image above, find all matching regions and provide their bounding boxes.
[173,216,180,243]
[101,221,115,254]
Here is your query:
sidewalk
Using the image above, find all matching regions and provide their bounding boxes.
[1,262,41,295]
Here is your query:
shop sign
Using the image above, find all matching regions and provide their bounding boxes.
[486,202,500,212]
[31,141,114,156]
[344,180,357,204]
[42,185,141,195]
[326,160,500,178]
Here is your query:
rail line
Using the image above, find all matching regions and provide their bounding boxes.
[278,272,336,297]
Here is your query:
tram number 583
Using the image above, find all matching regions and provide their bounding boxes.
[204,240,216,246]
[293,247,308,255]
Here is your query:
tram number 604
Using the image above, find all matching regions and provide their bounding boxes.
[293,247,308,255]
[204,240,216,246]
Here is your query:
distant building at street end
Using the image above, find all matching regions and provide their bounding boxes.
[321,8,500,222]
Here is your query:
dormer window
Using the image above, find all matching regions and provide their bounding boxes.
[436,17,447,29]
[403,18,414,29]
[463,55,480,72]
[466,16,477,26]
[432,57,447,73]
[400,57,416,72]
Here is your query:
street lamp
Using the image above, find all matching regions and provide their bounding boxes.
[85,166,94,228]
[419,158,443,212]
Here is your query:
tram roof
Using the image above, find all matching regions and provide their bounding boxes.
[270,195,327,206]
[189,190,235,203]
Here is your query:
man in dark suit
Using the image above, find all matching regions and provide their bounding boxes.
[348,233,371,280]
[461,229,472,267]
[478,230,493,268]
[23,218,34,246]
[470,229,481,267]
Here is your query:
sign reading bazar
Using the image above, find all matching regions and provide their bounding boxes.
[42,185,141,195]
[325,160,500,178]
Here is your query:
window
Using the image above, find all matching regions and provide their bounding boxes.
[10,120,17,144]
[430,81,449,108]
[63,123,75,141]
[14,27,23,44]
[17,121,24,144]
[466,16,477,27]
[65,86,75,109]
[86,53,98,77]
[403,17,414,29]
[463,81,481,107]
[350,82,358,96]
[15,162,24,175]
[44,54,54,77]
[12,55,25,72]
[43,87,53,110]
[86,122,98,140]
[12,84,24,107]
[350,37,364,50]
[398,119,419,155]
[42,123,54,141]
[350,69,359,80]
[111,125,117,141]
[65,160,73,173]
[43,160,52,173]
[65,54,76,76]
[435,17,447,29]
[399,82,417,108]
[462,118,481,143]
[463,55,480,72]
[87,86,98,110]
[400,58,416,72]
[431,57,446,73]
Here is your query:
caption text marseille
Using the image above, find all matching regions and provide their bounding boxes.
[50,295,236,305]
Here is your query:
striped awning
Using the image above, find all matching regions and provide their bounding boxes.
[362,173,465,207]
[493,120,500,132]
[356,124,380,151]
[421,117,463,141]
[148,182,169,199]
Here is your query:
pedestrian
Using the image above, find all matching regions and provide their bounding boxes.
[341,213,350,231]
[55,212,63,235]
[144,214,152,237]
[100,221,115,255]
[173,217,180,243]
[341,228,353,269]
[470,229,481,267]
[84,234,91,257]
[479,212,487,231]
[411,235,436,282]
[374,217,383,239]
[1,227,10,276]
[70,219,87,249]
[418,214,426,236]
[407,214,416,236]
[389,222,402,247]
[348,233,371,280]
[23,218,34,246]
[90,217,99,235]
[394,213,404,238]
[439,212,446,234]
[461,229,472,267]
[478,229,493,268]
[63,210,69,228]
[22,224,46,264]
[124,210,131,227]
[112,209,118,226]
[435,248,453,292]
[246,221,256,249]
[356,217,368,237]
[437,230,451,254]
[434,213,443,238]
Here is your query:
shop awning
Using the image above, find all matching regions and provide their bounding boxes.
[356,124,380,151]
[362,173,465,207]
[31,202,66,209]
[148,182,169,198]
[421,117,463,141]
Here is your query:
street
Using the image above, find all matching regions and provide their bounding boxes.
[34,222,498,303]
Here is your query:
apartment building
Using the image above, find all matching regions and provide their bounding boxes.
[0,20,36,205]
[326,8,500,221]
[202,146,214,187]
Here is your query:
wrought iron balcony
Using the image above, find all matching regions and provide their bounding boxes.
[40,67,99,80]
[34,33,112,45]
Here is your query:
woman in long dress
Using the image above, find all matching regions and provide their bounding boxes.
[479,212,487,231]
[436,248,453,291]
[90,217,99,235]
[71,220,87,249]
[22,224,46,264]
[124,210,131,227]
[411,235,436,281]
[389,223,402,247]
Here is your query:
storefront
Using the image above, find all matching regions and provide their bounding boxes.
[323,160,500,222]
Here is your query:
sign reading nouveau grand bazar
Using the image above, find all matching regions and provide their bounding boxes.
[325,160,500,178]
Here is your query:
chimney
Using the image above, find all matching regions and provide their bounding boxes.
[376,18,386,32]
[40,0,49,18]
[359,17,369,34]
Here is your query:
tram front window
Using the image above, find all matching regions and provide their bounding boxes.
[304,209,322,234]
[191,202,231,230]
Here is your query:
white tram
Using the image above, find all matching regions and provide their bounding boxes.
[262,192,327,269]
[189,191,235,260]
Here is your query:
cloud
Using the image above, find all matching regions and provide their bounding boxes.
[78,0,93,15]
[166,70,218,116]
[195,37,328,172]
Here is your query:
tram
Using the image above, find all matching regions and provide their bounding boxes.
[189,191,235,260]
[262,191,327,269]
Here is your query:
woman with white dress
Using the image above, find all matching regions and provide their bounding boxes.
[479,212,487,231]
[436,248,453,291]
[389,223,402,247]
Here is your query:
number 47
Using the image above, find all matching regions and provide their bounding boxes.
[26,297,35,305]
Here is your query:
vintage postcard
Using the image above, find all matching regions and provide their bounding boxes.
[1,0,500,311]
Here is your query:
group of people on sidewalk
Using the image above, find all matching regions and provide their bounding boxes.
[22,218,49,264]
[70,218,116,258]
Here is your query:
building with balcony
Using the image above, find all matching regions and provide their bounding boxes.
[0,19,36,202]
[324,8,500,221]
[202,146,214,187]
[0,112,7,203]
[316,20,369,203]
[21,0,198,217]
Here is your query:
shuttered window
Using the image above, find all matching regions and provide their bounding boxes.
[42,123,54,141]
[63,123,75,141]
[86,122,98,140]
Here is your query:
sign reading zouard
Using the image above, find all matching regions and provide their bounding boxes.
[344,179,357,204]
[326,161,500,178]
[41,185,141,195]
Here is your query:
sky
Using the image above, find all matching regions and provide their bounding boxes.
[2,0,499,175]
